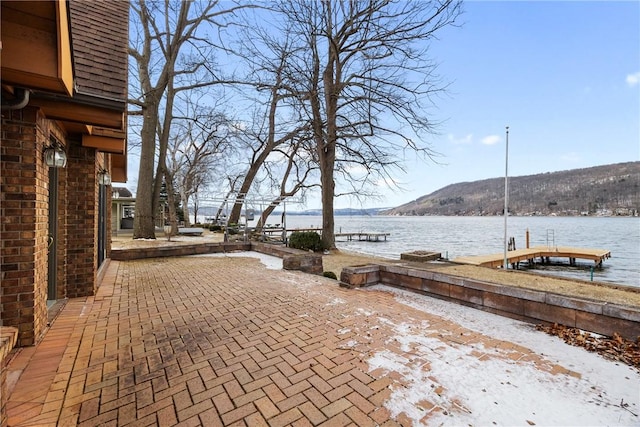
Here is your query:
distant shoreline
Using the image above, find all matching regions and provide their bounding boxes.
[285,212,639,218]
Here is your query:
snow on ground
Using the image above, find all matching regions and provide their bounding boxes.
[194,251,283,270]
[362,285,640,426]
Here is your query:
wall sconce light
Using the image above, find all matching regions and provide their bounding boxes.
[44,145,67,168]
[98,169,112,186]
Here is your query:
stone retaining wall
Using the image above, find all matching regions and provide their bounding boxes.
[340,264,640,341]
[111,242,251,260]
[251,243,323,275]
[111,242,323,275]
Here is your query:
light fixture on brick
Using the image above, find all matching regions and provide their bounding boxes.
[44,138,67,168]
[98,169,112,185]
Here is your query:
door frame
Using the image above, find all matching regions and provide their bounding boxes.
[47,166,58,302]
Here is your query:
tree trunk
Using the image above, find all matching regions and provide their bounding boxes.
[181,192,191,227]
[192,194,199,225]
[165,170,179,239]
[228,192,246,226]
[215,178,238,223]
[152,80,176,233]
[133,103,159,239]
[320,13,338,250]
[255,203,280,232]
[227,154,269,224]
[320,148,336,249]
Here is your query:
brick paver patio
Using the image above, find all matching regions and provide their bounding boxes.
[5,254,637,426]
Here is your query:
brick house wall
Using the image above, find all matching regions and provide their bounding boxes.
[1,108,108,345]
[1,2,127,424]
[66,142,98,298]
[55,160,68,302]
[1,108,50,346]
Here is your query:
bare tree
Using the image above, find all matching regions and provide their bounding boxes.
[226,30,313,225]
[271,0,462,248]
[128,0,252,239]
[255,136,318,230]
[213,175,244,223]
[168,112,231,227]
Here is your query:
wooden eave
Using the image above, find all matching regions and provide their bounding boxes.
[111,153,128,183]
[82,135,125,155]
[0,0,73,95]
[1,0,129,183]
[59,123,127,180]
[29,95,125,130]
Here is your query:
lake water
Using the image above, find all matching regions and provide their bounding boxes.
[279,215,640,287]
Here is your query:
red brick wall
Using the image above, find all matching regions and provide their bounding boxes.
[0,107,108,344]
[33,112,50,345]
[55,162,68,301]
[2,108,112,345]
[65,143,98,298]
[0,108,50,346]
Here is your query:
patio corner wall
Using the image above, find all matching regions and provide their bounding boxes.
[340,264,640,341]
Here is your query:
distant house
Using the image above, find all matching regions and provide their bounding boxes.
[112,186,136,233]
[111,187,174,234]
[1,0,129,355]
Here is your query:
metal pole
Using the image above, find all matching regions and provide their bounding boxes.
[282,202,287,245]
[503,126,509,269]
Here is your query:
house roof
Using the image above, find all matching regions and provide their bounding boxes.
[68,0,128,103]
[1,0,129,182]
[113,187,133,198]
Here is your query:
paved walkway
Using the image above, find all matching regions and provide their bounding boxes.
[6,254,639,426]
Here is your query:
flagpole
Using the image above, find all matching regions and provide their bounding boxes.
[503,126,510,269]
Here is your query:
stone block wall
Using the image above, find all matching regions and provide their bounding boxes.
[111,242,252,261]
[251,242,323,275]
[111,241,324,275]
[340,264,640,341]
[281,254,323,275]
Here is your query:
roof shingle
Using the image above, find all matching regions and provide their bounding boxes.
[68,0,128,102]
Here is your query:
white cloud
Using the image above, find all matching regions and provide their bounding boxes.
[626,71,640,87]
[481,134,501,145]
[447,133,473,145]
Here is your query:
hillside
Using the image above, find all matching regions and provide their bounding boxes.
[385,161,640,216]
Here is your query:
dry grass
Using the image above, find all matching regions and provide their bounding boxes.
[323,249,640,308]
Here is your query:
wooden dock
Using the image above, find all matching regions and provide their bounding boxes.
[258,228,390,243]
[335,232,390,242]
[454,246,611,269]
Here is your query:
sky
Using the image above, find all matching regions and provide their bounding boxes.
[346,0,640,209]
[125,1,640,211]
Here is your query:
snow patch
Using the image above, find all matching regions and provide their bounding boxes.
[363,285,640,426]
[194,251,282,270]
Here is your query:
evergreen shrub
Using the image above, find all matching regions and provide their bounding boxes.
[288,231,325,252]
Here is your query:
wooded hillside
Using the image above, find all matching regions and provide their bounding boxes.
[385,161,640,216]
